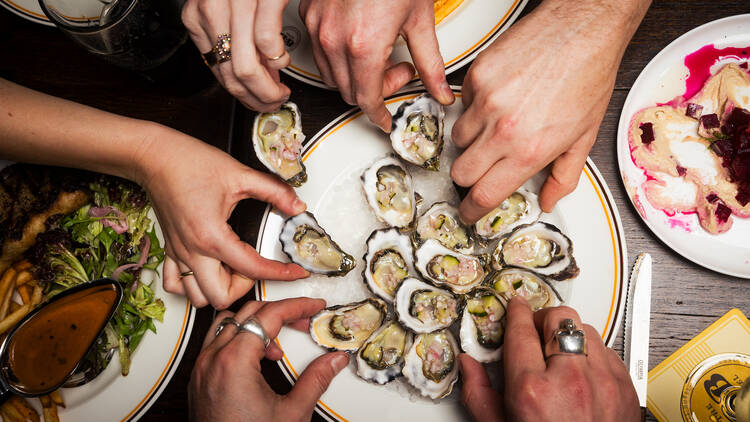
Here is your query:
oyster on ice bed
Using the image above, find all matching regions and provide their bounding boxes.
[363,228,415,302]
[361,155,417,228]
[415,239,487,294]
[390,94,445,171]
[474,188,541,241]
[492,222,579,281]
[413,202,474,253]
[394,277,460,333]
[280,212,355,276]
[460,288,507,363]
[252,102,307,186]
[402,329,459,399]
[356,320,412,384]
[310,298,388,351]
[487,268,561,311]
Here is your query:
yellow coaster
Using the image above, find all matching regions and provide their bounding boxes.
[648,308,750,422]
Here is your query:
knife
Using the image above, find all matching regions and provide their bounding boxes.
[624,252,652,411]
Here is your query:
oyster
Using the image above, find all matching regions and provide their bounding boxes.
[362,228,415,302]
[474,188,541,241]
[459,288,507,363]
[487,268,562,311]
[394,277,460,333]
[361,155,417,228]
[413,202,474,253]
[492,222,579,281]
[356,320,412,384]
[252,102,307,186]
[415,239,487,294]
[402,329,459,399]
[279,212,355,276]
[390,94,445,171]
[310,298,387,351]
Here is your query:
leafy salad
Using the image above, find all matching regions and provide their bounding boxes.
[28,177,166,378]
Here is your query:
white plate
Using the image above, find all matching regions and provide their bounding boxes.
[280,0,528,88]
[0,162,195,421]
[616,14,750,278]
[1,0,53,25]
[254,87,628,422]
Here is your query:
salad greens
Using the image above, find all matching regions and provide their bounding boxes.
[30,178,166,377]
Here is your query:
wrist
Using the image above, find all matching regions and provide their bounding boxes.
[127,121,172,189]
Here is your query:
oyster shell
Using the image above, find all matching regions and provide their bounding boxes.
[362,228,415,302]
[415,239,487,294]
[356,320,412,385]
[390,94,445,171]
[394,277,461,333]
[361,155,417,228]
[474,188,541,241]
[413,202,474,254]
[459,288,507,363]
[492,222,579,281]
[310,298,387,351]
[279,212,355,276]
[252,102,307,186]
[487,268,562,311]
[402,329,459,399]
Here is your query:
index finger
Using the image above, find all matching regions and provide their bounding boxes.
[350,46,391,131]
[503,296,545,384]
[458,157,532,224]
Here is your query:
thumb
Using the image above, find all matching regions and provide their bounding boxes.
[286,352,349,415]
[459,354,505,422]
[242,168,306,216]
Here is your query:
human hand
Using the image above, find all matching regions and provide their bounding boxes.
[190,297,349,422]
[299,0,455,131]
[459,297,639,422]
[451,1,641,222]
[182,0,292,112]
[135,126,308,309]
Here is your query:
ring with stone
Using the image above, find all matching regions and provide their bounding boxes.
[544,318,588,358]
[202,33,231,67]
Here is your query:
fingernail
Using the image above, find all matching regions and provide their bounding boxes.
[293,198,306,214]
[511,295,529,307]
[331,353,349,372]
[440,81,454,104]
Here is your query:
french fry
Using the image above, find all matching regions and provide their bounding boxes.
[38,395,51,408]
[0,279,15,320]
[30,285,43,308]
[49,390,64,408]
[17,285,31,305]
[0,304,30,335]
[1,400,25,422]
[41,401,59,422]
[8,396,40,422]
[9,301,21,313]
[0,268,16,311]
[14,271,32,287]
[12,261,31,272]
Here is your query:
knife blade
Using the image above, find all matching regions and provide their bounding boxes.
[624,252,652,409]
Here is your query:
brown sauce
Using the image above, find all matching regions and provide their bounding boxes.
[6,284,118,393]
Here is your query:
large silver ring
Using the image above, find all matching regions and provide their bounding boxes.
[215,317,240,337]
[238,316,271,349]
[544,318,588,358]
[202,34,231,67]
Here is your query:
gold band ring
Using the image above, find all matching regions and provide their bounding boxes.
[201,34,231,67]
[179,271,195,279]
[267,51,287,61]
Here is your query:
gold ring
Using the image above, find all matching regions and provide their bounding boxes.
[267,51,287,61]
[201,34,231,67]
[179,271,195,279]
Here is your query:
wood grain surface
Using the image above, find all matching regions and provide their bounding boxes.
[2,0,750,420]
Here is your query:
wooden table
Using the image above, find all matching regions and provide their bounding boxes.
[1,1,749,420]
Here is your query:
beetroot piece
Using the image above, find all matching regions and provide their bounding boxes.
[639,122,655,145]
[698,114,721,138]
[741,62,749,70]
[676,165,687,176]
[685,103,704,119]
[706,193,720,203]
[737,185,750,206]
[711,138,734,158]
[715,202,732,224]
[722,108,750,138]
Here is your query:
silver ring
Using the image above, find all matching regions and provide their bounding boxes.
[215,317,240,337]
[544,318,588,358]
[238,316,271,349]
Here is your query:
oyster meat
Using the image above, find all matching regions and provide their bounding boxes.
[362,228,415,302]
[459,288,506,363]
[394,277,460,333]
[390,94,445,171]
[413,202,474,253]
[415,239,487,294]
[474,188,541,241]
[356,320,412,385]
[310,298,387,351]
[402,329,459,399]
[280,212,355,276]
[487,268,561,311]
[252,102,307,186]
[492,222,579,281]
[361,155,417,228]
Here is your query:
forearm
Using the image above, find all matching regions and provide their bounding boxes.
[0,78,162,183]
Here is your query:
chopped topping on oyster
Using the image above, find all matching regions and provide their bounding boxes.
[493,222,579,281]
[475,189,541,241]
[394,278,460,333]
[416,332,455,382]
[362,228,415,302]
[415,239,486,294]
[390,94,445,171]
[361,156,416,228]
[252,102,307,186]
[488,268,561,311]
[310,298,387,351]
[402,329,459,399]
[356,321,412,385]
[280,212,355,276]
[414,202,473,253]
[460,288,506,362]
